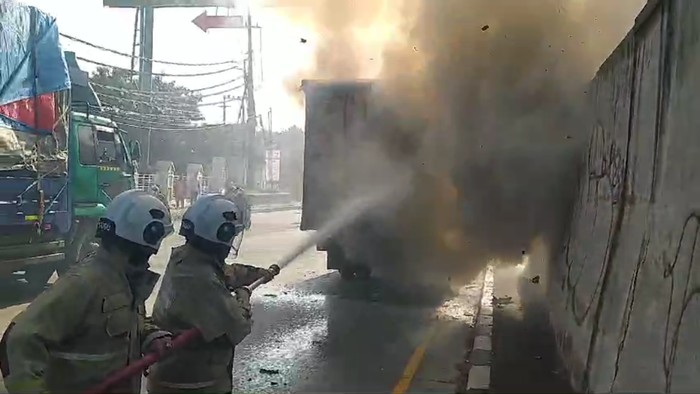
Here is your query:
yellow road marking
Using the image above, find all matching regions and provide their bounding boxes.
[392,324,438,394]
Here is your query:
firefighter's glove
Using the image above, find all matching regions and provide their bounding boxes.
[234,287,252,320]
[142,330,174,357]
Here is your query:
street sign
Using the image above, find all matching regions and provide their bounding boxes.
[103,0,235,8]
[192,11,245,32]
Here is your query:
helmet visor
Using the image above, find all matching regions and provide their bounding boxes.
[229,229,245,258]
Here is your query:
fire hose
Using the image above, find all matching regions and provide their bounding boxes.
[84,263,281,394]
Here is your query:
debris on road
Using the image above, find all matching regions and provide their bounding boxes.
[530,275,540,284]
[259,368,281,375]
[492,296,513,307]
[481,24,490,31]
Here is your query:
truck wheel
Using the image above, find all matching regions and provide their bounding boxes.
[339,266,355,281]
[354,265,372,280]
[23,265,54,291]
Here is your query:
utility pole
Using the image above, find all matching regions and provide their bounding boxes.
[138,7,154,90]
[244,9,257,189]
[220,95,231,124]
[138,6,154,166]
[237,64,247,124]
[267,107,272,146]
[130,8,140,75]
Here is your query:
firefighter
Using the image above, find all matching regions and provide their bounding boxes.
[146,194,275,394]
[1,190,175,394]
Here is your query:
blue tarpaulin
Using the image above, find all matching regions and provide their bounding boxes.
[0,0,70,106]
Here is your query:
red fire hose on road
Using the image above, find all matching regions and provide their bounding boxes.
[84,264,280,394]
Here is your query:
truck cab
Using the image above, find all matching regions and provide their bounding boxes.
[59,111,139,271]
[59,52,140,271]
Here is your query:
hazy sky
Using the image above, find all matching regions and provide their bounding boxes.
[22,0,314,129]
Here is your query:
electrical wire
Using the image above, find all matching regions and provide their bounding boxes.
[96,90,242,109]
[61,33,240,67]
[92,80,244,100]
[115,119,228,132]
[77,56,240,77]
[99,99,243,129]
[96,100,215,128]
[96,93,202,116]
[91,76,244,96]
[102,107,201,123]
[108,114,202,129]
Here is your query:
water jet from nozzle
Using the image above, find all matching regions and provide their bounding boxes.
[249,179,409,290]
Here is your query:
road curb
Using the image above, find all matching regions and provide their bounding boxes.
[466,265,494,392]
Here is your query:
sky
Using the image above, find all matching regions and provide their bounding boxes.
[22,0,315,130]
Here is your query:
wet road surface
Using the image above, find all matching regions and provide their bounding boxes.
[0,209,483,393]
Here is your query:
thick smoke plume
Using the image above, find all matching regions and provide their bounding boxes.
[275,0,645,284]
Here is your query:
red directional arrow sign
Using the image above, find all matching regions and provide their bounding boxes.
[192,11,245,32]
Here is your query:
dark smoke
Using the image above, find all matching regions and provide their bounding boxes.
[277,0,644,284]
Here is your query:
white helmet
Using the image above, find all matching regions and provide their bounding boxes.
[97,189,174,252]
[180,194,245,256]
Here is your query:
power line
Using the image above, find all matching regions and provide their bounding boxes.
[61,33,240,67]
[102,107,202,123]
[96,89,243,109]
[116,119,228,132]
[77,56,240,77]
[92,80,244,100]
[96,92,201,115]
[108,113,203,129]
[97,103,224,130]
[92,76,244,95]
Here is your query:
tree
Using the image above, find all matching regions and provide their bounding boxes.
[89,67,206,170]
[89,67,204,128]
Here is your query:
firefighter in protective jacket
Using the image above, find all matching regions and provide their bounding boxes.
[1,190,174,394]
[147,194,274,394]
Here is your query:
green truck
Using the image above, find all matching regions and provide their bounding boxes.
[0,46,138,289]
[60,111,139,271]
[57,52,140,275]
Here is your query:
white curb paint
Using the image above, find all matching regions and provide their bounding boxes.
[467,365,491,390]
[467,264,494,392]
[474,335,492,351]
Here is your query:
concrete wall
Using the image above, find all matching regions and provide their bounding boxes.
[549,0,700,391]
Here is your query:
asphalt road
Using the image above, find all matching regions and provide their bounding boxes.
[0,209,483,393]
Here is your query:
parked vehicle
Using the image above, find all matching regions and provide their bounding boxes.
[0,3,138,288]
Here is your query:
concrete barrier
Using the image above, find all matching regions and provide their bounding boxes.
[549,0,700,391]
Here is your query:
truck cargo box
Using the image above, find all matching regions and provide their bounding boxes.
[300,79,374,232]
[301,79,410,280]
